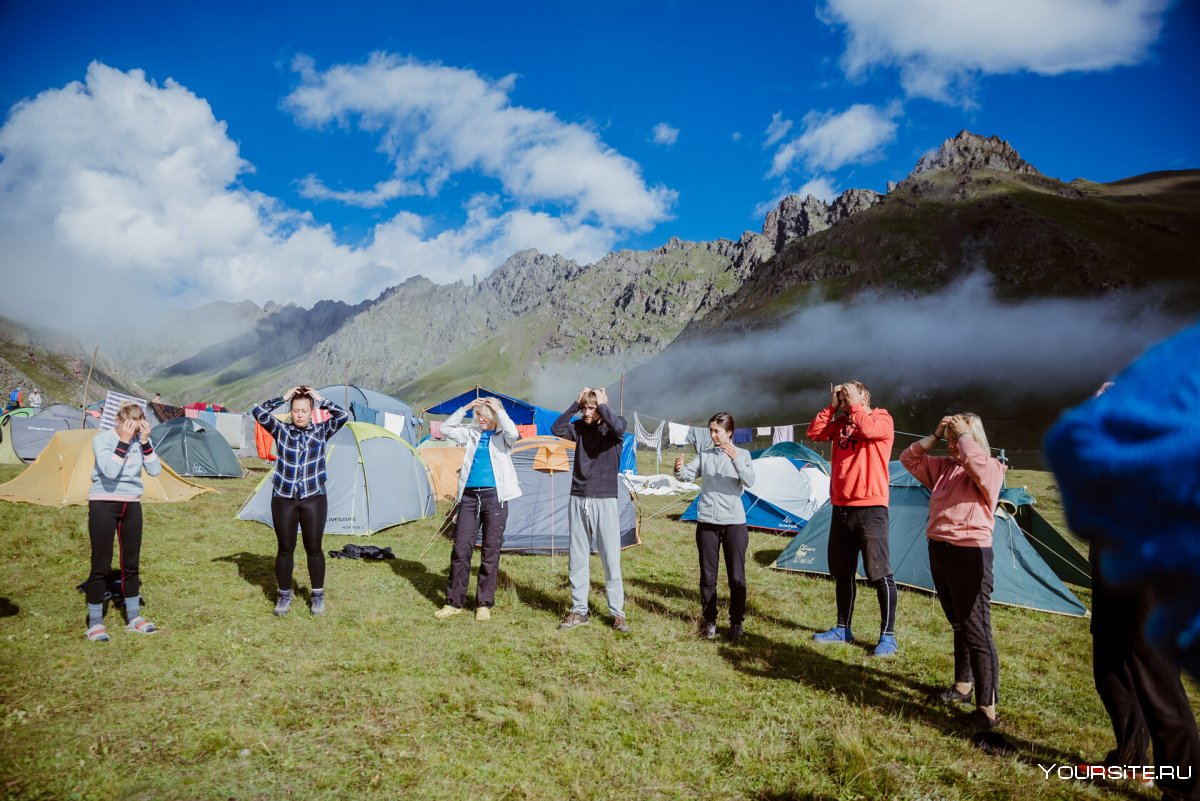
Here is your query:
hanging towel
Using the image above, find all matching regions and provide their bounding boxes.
[516,424,537,439]
[311,407,331,424]
[197,410,218,429]
[381,412,407,437]
[429,420,443,439]
[184,407,200,419]
[756,426,771,436]
[687,426,713,453]
[732,428,753,444]
[214,412,246,449]
[350,402,379,425]
[150,402,185,422]
[667,421,690,446]
[633,412,665,458]
[254,421,276,461]
[771,425,794,444]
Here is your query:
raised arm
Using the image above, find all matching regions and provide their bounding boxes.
[137,420,161,477]
[954,430,1004,505]
[440,404,475,446]
[675,454,702,483]
[806,406,839,442]
[596,404,627,441]
[551,403,579,442]
[318,394,349,437]
[252,397,286,437]
[731,448,756,489]
[849,405,894,441]
[492,400,520,448]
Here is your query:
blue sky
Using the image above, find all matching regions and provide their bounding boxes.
[1,0,1197,326]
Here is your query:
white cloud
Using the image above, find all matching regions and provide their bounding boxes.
[285,53,676,229]
[822,0,1170,103]
[0,62,631,332]
[731,131,742,142]
[763,112,793,148]
[768,102,901,177]
[651,122,679,146]
[298,174,424,207]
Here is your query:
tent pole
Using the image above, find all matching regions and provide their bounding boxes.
[79,346,98,426]
[619,372,625,417]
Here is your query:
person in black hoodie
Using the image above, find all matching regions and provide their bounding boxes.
[552,386,630,633]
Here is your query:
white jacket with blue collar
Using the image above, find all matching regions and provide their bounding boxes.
[440,404,523,503]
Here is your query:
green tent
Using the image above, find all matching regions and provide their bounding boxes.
[150,417,244,478]
[236,422,436,535]
[0,408,36,466]
[773,461,1087,616]
[1012,501,1092,589]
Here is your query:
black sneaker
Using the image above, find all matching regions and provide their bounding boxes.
[959,709,1001,730]
[934,686,973,705]
[699,621,717,640]
[727,623,745,643]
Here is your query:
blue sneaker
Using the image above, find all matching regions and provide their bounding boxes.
[813,626,854,644]
[873,633,898,657]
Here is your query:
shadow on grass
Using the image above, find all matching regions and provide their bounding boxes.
[752,547,783,568]
[388,557,447,609]
[719,631,1098,774]
[212,551,276,602]
[498,568,564,618]
[0,597,18,617]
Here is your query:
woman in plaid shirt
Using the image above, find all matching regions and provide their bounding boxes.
[252,386,349,616]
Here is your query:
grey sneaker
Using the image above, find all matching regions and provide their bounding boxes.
[274,591,293,617]
[559,611,589,630]
[310,593,325,616]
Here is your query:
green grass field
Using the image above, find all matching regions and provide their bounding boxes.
[0,456,1184,800]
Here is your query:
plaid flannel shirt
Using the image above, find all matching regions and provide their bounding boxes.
[252,397,349,499]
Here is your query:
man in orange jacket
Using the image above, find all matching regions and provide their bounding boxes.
[806,380,898,656]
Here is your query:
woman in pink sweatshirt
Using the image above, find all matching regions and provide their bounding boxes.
[901,414,1006,730]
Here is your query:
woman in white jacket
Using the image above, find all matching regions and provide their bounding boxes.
[436,397,522,621]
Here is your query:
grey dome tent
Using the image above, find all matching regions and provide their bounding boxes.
[10,404,85,463]
[236,422,435,535]
[150,417,244,478]
[772,461,1087,616]
[315,385,419,446]
[449,436,640,554]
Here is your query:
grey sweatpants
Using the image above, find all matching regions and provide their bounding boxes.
[567,496,625,618]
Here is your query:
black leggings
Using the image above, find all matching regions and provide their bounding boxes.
[86,500,143,604]
[928,540,999,706]
[271,494,328,591]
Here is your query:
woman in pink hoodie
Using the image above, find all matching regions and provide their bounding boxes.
[901,414,1006,730]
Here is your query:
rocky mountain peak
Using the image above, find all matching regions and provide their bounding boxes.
[909,130,1040,179]
[762,188,883,252]
[483,249,582,313]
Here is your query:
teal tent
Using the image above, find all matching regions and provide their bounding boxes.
[773,461,1087,616]
[150,417,244,478]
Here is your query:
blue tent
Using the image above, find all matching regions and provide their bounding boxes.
[620,432,637,474]
[772,461,1087,616]
[681,448,830,534]
[425,386,561,436]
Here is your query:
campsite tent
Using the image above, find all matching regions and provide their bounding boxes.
[237,422,435,535]
[151,417,244,478]
[0,408,36,465]
[682,442,831,534]
[773,461,1087,616]
[425,387,561,436]
[451,436,640,554]
[10,404,86,463]
[418,442,467,501]
[316,385,419,445]
[0,429,210,506]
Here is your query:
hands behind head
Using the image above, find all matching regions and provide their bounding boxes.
[841,383,863,408]
[945,415,972,438]
[594,387,608,406]
[578,387,593,405]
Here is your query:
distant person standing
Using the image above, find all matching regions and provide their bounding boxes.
[83,402,161,641]
[6,387,21,412]
[806,380,898,656]
[552,386,630,633]
[901,414,1005,729]
[252,386,349,617]
[435,396,522,621]
[675,412,755,642]
[28,389,41,408]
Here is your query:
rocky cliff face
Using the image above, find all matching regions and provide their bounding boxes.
[762,188,883,252]
[909,130,1040,178]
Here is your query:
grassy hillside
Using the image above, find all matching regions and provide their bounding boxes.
[0,317,146,406]
[0,451,1183,800]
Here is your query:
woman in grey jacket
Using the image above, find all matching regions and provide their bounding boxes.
[84,402,162,642]
[436,397,522,621]
[675,412,755,642]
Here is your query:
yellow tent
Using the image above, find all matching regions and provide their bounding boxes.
[417,442,466,501]
[0,429,211,507]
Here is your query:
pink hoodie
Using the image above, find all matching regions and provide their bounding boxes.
[900,435,1006,547]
